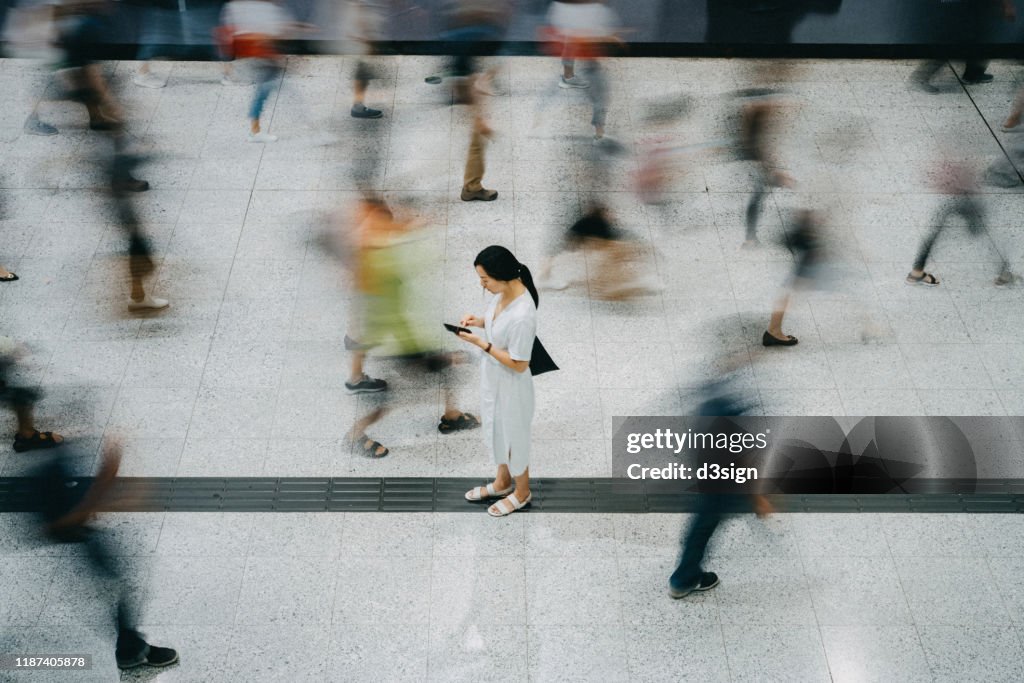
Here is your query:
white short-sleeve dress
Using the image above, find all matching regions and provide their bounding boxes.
[480,291,537,476]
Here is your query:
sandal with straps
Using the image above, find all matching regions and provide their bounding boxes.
[350,434,389,459]
[906,271,939,287]
[13,430,64,453]
[465,482,515,501]
[438,413,480,434]
[487,492,532,517]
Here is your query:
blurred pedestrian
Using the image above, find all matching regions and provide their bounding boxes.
[546,0,621,142]
[1,336,64,453]
[54,0,130,132]
[906,159,1017,287]
[669,358,774,599]
[344,197,479,457]
[540,203,662,299]
[426,0,512,101]
[112,152,169,311]
[457,246,538,517]
[131,0,234,88]
[343,0,387,118]
[911,0,1016,91]
[6,0,62,135]
[220,0,299,141]
[734,88,795,248]
[29,440,179,671]
[763,208,826,347]
[459,85,498,201]
[343,196,391,397]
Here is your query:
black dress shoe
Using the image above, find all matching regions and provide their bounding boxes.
[762,330,798,347]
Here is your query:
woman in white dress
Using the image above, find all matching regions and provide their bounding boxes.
[456,246,538,517]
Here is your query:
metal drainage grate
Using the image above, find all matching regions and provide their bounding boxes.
[1,477,1023,513]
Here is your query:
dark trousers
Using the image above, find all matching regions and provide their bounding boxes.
[33,455,147,660]
[913,195,1009,277]
[669,494,726,589]
[745,172,770,242]
[913,59,989,84]
[84,537,147,661]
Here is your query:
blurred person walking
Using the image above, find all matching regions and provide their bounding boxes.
[111,151,169,310]
[542,112,662,298]
[425,0,512,100]
[456,246,539,517]
[341,0,387,118]
[47,0,150,187]
[540,203,662,299]
[906,158,1017,287]
[460,79,498,201]
[762,208,826,347]
[5,0,63,135]
[131,0,237,88]
[733,88,795,248]
[53,0,134,133]
[220,0,300,141]
[1,336,64,453]
[668,354,774,598]
[29,439,179,671]
[344,196,479,457]
[343,195,391,398]
[911,0,1016,91]
[545,0,621,143]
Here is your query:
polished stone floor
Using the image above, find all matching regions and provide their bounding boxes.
[2,510,1024,682]
[1,55,1023,681]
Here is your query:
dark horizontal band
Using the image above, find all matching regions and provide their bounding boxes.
[1,477,1022,514]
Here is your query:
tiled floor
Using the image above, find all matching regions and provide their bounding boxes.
[1,55,1024,680]
[2,511,1024,682]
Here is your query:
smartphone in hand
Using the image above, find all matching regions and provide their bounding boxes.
[443,323,471,335]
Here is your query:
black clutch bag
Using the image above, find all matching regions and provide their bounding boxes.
[529,337,559,376]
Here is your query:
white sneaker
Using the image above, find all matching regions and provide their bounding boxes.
[559,75,590,89]
[248,131,278,143]
[133,73,166,89]
[128,296,169,311]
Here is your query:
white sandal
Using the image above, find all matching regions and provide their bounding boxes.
[487,492,532,517]
[465,483,514,501]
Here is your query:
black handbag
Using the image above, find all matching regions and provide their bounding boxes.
[529,337,558,376]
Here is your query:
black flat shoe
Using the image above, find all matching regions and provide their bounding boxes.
[962,73,994,85]
[762,331,798,347]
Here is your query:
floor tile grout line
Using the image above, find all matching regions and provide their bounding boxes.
[880,507,935,679]
[953,61,1024,188]
[796,516,839,682]
[982,552,1024,654]
[171,82,266,478]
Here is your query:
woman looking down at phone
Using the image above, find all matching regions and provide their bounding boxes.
[455,246,538,517]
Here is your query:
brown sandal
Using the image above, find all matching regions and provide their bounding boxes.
[13,430,64,453]
[905,272,939,286]
[350,434,388,458]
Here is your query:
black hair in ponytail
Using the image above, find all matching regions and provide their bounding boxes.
[473,245,539,307]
